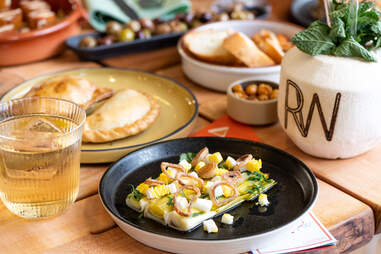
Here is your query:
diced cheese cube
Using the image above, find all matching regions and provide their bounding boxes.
[179,159,192,172]
[136,183,149,194]
[176,196,189,210]
[216,168,229,176]
[195,161,206,171]
[189,171,199,178]
[221,213,234,225]
[246,159,262,172]
[208,152,223,164]
[193,198,213,212]
[203,219,218,233]
[214,185,224,198]
[225,156,237,169]
[168,183,177,194]
[146,188,155,199]
[258,194,270,206]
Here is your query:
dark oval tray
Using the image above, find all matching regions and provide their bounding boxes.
[99,137,318,240]
[66,5,270,61]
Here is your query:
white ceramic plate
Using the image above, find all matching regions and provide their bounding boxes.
[178,20,303,92]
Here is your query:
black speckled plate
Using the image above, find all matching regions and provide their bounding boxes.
[99,137,318,253]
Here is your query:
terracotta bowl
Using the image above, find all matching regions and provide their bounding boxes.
[0,0,84,66]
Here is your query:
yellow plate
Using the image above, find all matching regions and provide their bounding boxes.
[1,68,199,163]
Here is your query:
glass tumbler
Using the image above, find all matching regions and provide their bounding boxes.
[0,97,86,218]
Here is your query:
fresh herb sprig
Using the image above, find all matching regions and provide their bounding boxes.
[179,152,196,163]
[127,184,143,201]
[292,1,381,61]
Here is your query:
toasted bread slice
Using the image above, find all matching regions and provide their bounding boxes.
[276,34,294,51]
[222,32,275,68]
[253,30,284,64]
[183,29,236,65]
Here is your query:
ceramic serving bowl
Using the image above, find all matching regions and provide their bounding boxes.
[0,0,84,66]
[177,20,302,92]
[227,79,278,125]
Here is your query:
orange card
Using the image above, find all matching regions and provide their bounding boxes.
[192,115,260,142]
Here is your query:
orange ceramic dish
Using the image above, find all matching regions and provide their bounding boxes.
[0,0,83,66]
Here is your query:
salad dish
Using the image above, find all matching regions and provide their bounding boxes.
[99,137,318,254]
[126,147,276,232]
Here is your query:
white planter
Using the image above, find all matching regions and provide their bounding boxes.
[278,47,381,159]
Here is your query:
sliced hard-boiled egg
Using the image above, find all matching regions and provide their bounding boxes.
[195,161,206,171]
[207,152,223,164]
[168,183,177,194]
[225,156,237,169]
[258,193,270,206]
[179,159,192,171]
[176,196,189,210]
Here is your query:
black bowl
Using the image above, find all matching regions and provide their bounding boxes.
[99,137,318,242]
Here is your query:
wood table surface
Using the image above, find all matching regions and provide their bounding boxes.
[0,0,379,253]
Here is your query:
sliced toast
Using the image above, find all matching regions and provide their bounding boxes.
[252,30,284,64]
[222,32,275,68]
[183,29,237,65]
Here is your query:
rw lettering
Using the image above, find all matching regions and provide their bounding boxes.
[284,80,341,141]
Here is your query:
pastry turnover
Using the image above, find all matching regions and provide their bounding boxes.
[24,76,113,109]
[82,88,160,143]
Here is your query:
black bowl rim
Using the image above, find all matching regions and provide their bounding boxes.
[99,136,319,241]
[0,67,199,153]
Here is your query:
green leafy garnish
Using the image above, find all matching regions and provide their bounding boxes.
[191,212,204,217]
[179,152,196,163]
[216,195,225,200]
[218,161,228,169]
[248,171,264,182]
[127,184,143,201]
[292,0,381,61]
[138,212,144,219]
[167,196,174,206]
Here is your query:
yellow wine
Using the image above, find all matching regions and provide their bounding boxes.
[0,114,81,218]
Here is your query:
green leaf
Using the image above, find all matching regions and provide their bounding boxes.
[371,21,381,35]
[138,212,144,219]
[128,184,144,201]
[330,18,346,38]
[179,152,196,163]
[358,1,375,15]
[292,21,336,56]
[167,196,174,206]
[248,171,264,182]
[333,37,376,61]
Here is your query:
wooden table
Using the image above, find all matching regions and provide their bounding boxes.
[0,0,380,253]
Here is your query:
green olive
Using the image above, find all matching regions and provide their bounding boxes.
[79,36,97,48]
[106,21,122,37]
[118,28,135,42]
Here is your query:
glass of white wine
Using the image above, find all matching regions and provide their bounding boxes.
[0,97,86,219]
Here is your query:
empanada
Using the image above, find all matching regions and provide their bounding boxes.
[24,76,113,109]
[82,88,160,143]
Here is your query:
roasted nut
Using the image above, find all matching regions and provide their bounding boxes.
[258,94,269,101]
[248,95,258,101]
[257,83,273,95]
[126,20,141,32]
[118,28,135,42]
[97,36,113,46]
[270,89,279,99]
[105,21,122,37]
[230,10,246,20]
[232,84,244,93]
[245,84,257,95]
[79,36,97,48]
[155,23,171,34]
[139,18,154,30]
